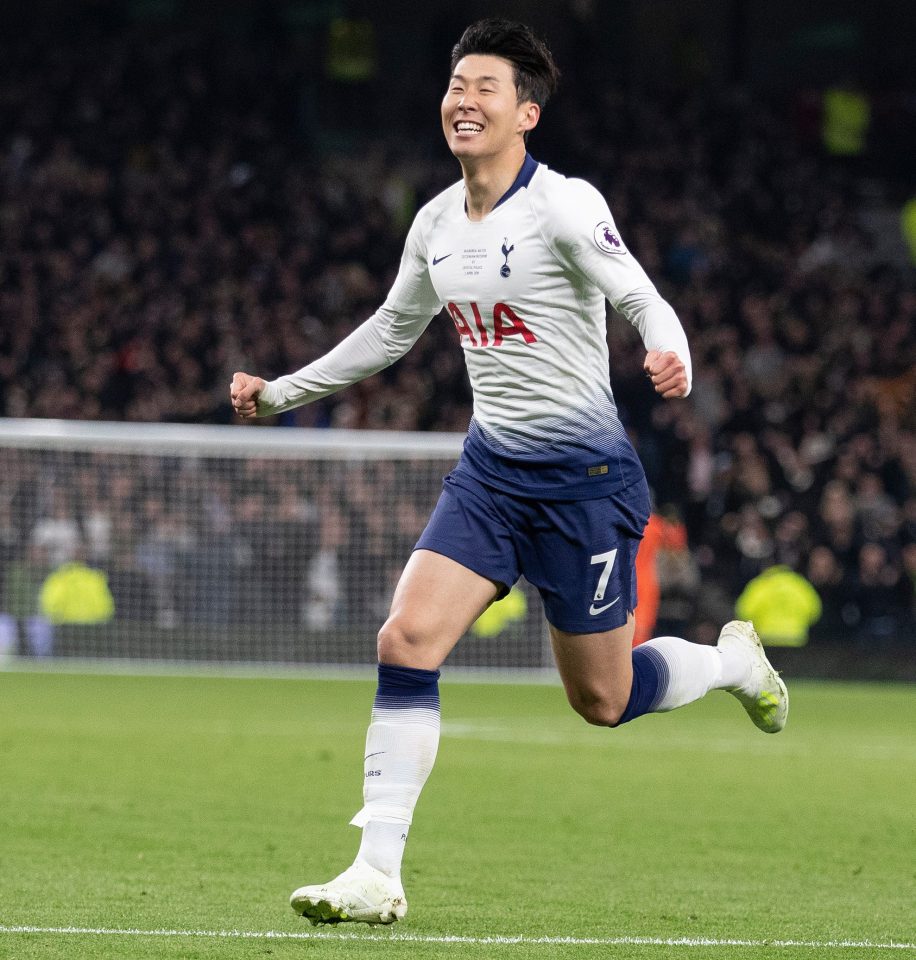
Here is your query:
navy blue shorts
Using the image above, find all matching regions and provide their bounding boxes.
[415,471,651,634]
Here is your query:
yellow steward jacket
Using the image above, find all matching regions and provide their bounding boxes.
[39,563,115,625]
[735,566,821,647]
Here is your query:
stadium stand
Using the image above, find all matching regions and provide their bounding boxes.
[0,10,912,659]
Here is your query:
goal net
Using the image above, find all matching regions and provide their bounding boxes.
[0,419,551,670]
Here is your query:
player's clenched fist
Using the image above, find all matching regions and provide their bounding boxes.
[643,350,689,399]
[230,371,267,419]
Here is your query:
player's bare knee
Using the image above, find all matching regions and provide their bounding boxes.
[568,692,626,728]
[377,617,436,668]
[580,702,626,728]
[377,619,409,663]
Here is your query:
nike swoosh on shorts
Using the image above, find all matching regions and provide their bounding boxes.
[589,597,620,615]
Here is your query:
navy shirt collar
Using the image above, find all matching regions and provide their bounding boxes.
[493,152,539,209]
[464,153,539,215]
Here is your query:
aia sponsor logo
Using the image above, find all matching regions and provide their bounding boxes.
[594,221,627,255]
[447,302,537,348]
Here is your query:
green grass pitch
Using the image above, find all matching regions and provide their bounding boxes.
[0,667,914,960]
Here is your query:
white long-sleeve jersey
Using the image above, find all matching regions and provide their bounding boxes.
[259,155,690,499]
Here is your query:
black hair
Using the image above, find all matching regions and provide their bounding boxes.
[450,19,560,108]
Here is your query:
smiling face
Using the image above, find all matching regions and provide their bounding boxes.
[441,54,539,164]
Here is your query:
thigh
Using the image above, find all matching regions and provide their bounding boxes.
[549,614,636,720]
[380,474,518,668]
[519,483,650,634]
[381,549,500,667]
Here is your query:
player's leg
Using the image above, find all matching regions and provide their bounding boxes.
[375,547,500,668]
[351,548,498,872]
[290,550,498,925]
[551,618,788,732]
[549,613,638,726]
[291,476,515,925]
[550,611,732,728]
[525,487,787,731]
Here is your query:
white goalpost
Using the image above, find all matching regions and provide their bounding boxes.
[0,419,550,671]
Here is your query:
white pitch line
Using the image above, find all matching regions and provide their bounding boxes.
[0,925,914,950]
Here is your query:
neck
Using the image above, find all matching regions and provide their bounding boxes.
[460,145,528,221]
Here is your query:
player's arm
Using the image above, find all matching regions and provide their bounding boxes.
[541,179,692,398]
[617,287,691,398]
[231,215,443,419]
[232,304,436,419]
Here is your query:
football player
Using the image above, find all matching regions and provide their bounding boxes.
[231,18,788,926]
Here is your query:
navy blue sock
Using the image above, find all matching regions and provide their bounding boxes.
[375,663,440,712]
[615,645,670,726]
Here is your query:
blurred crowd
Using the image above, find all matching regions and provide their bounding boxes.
[0,450,443,658]
[0,14,913,652]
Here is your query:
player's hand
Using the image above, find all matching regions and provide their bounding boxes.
[230,371,267,419]
[644,350,688,399]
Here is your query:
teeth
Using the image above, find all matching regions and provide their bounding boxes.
[457,122,483,133]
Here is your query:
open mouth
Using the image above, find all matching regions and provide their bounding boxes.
[454,121,484,135]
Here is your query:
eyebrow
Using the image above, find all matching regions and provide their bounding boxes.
[450,74,503,84]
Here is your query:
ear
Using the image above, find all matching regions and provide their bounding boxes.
[519,101,540,134]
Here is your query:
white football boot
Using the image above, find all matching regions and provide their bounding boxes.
[717,620,789,734]
[290,860,407,925]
